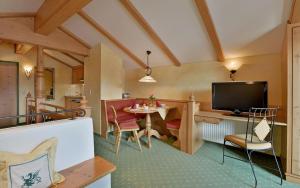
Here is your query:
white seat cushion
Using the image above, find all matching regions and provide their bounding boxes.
[225,134,272,150]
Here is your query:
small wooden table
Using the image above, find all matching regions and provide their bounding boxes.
[124,107,161,148]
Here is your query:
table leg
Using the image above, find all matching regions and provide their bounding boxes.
[130,113,161,148]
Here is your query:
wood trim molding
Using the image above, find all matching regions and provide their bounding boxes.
[15,44,34,55]
[77,10,146,68]
[58,26,92,49]
[194,0,225,62]
[0,12,36,18]
[62,52,84,65]
[44,51,73,68]
[0,18,89,56]
[35,0,92,35]
[120,0,181,66]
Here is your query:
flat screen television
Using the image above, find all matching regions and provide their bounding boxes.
[212,81,268,114]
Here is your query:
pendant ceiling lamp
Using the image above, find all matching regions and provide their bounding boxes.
[139,50,156,83]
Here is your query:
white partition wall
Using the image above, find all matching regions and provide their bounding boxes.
[0,117,94,171]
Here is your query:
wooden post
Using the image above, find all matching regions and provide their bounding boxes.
[35,46,45,122]
[25,92,33,124]
[186,97,203,154]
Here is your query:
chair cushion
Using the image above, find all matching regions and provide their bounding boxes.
[119,120,139,130]
[166,119,181,130]
[224,134,272,150]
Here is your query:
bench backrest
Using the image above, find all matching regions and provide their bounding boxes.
[0,117,94,171]
[104,99,144,122]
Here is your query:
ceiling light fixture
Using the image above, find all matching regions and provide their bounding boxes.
[139,50,156,83]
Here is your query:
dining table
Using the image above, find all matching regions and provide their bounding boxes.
[124,106,175,148]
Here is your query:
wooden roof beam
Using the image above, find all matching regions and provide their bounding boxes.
[288,0,300,24]
[58,26,91,49]
[0,12,35,18]
[0,18,89,56]
[62,52,84,65]
[78,10,146,68]
[15,43,34,55]
[194,0,225,62]
[35,0,92,35]
[120,0,181,66]
[44,51,73,68]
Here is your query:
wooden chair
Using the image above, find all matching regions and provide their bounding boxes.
[111,106,142,155]
[222,107,283,187]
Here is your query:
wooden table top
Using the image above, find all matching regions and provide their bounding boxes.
[124,107,158,114]
[57,156,116,188]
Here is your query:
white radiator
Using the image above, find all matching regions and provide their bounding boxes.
[200,120,282,156]
[202,120,246,144]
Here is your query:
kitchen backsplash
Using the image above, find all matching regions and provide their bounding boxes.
[65,84,83,96]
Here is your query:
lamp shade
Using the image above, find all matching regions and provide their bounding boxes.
[139,75,157,83]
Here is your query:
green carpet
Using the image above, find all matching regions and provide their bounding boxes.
[94,134,299,188]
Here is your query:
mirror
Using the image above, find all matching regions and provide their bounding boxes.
[35,67,55,100]
[44,68,55,100]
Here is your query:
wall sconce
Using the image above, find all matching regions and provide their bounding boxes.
[24,65,33,79]
[225,61,241,81]
[229,69,237,81]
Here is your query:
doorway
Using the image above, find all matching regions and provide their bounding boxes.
[0,61,19,128]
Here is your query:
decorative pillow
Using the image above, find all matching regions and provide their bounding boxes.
[254,117,271,141]
[0,137,65,188]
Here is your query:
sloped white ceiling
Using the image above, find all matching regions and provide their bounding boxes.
[0,0,293,69]
[63,14,140,69]
[206,0,290,58]
[82,0,171,67]
[0,0,44,12]
[130,0,216,63]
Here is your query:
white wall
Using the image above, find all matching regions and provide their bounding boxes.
[0,43,74,121]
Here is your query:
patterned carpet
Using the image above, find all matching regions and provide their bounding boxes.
[94,134,299,188]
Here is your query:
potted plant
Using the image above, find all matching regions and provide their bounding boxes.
[149,94,156,107]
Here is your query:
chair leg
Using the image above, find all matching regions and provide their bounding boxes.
[133,130,142,152]
[116,132,122,155]
[114,131,118,146]
[246,149,257,188]
[222,139,226,164]
[272,147,283,185]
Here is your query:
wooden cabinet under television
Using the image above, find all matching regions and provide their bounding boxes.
[285,23,300,183]
[72,66,84,84]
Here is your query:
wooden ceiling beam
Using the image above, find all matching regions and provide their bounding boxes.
[62,52,84,65]
[0,12,35,18]
[0,18,89,56]
[15,43,34,55]
[288,0,300,24]
[35,0,92,35]
[120,0,181,66]
[44,51,73,68]
[194,0,225,62]
[78,10,146,68]
[58,26,91,49]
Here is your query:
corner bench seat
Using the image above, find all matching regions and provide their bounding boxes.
[57,156,116,188]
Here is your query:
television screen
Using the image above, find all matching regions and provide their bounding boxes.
[212,81,268,113]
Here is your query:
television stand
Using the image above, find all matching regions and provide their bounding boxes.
[194,111,287,126]
[227,113,248,118]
